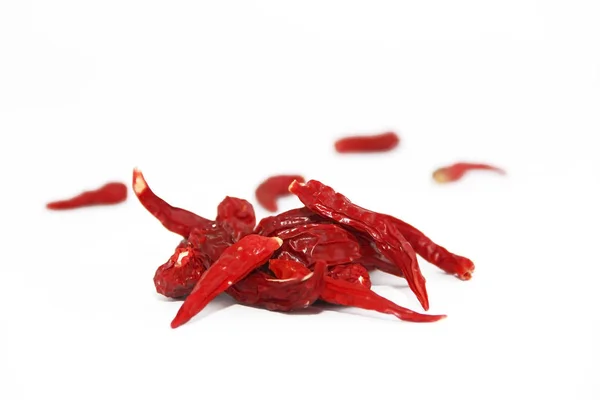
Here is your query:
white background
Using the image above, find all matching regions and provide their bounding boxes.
[1,1,599,399]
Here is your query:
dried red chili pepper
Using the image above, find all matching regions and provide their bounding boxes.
[269,259,443,322]
[289,179,429,310]
[433,162,505,183]
[254,207,325,236]
[171,234,283,328]
[46,182,127,210]
[274,223,362,267]
[383,215,475,280]
[334,131,399,153]
[328,264,371,289]
[154,240,208,298]
[132,168,212,237]
[216,196,256,242]
[226,260,326,312]
[187,226,234,266]
[321,277,445,323]
[255,175,306,212]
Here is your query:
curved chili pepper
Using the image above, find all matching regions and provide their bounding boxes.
[383,215,475,280]
[226,260,326,312]
[269,259,443,322]
[254,207,325,236]
[321,277,445,323]
[46,182,127,210]
[132,168,213,237]
[171,234,283,328]
[433,162,505,183]
[255,175,306,212]
[154,240,208,298]
[216,196,256,242]
[289,179,429,311]
[334,131,399,153]
[274,223,362,267]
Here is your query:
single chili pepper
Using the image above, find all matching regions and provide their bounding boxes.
[321,277,445,323]
[171,234,283,328]
[132,168,213,237]
[46,182,127,210]
[255,175,306,212]
[216,196,256,242]
[328,263,371,289]
[227,260,326,312]
[432,162,505,183]
[382,214,475,280]
[254,207,325,237]
[274,223,362,267]
[269,259,443,323]
[154,240,208,298]
[289,179,429,311]
[334,131,399,153]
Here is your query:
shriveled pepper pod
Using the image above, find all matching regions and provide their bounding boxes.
[432,162,505,184]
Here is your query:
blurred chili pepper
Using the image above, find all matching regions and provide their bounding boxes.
[46,182,127,210]
[433,162,505,183]
[255,175,305,212]
[334,131,399,153]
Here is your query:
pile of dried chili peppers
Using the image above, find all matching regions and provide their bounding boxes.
[132,168,475,329]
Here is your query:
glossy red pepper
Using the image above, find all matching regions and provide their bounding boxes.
[46,182,127,210]
[433,162,505,183]
[132,168,212,237]
[216,196,256,242]
[334,131,399,153]
[171,234,283,328]
[289,179,429,311]
[255,175,305,212]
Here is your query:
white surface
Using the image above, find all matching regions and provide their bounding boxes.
[1,1,599,399]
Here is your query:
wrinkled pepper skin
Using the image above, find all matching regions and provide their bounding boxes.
[216,196,256,242]
[328,264,371,289]
[171,235,283,328]
[227,260,326,311]
[154,240,208,298]
[289,179,429,311]
[274,223,362,267]
[254,207,325,236]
